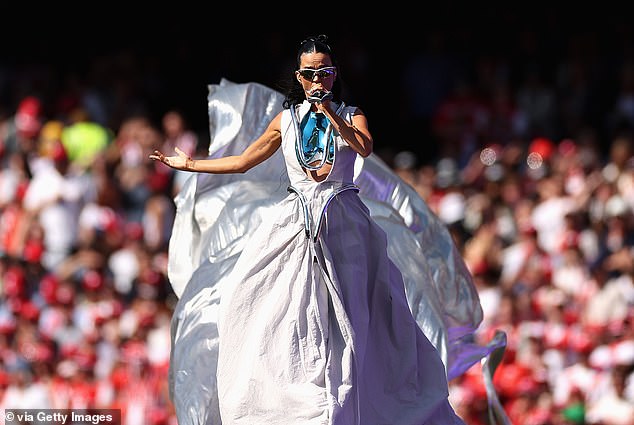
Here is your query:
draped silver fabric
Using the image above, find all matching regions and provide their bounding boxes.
[167,79,509,424]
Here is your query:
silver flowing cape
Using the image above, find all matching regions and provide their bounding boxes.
[167,79,510,425]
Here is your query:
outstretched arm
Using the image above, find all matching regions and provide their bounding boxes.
[150,112,283,174]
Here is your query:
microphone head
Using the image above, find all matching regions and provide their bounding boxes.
[307,90,333,103]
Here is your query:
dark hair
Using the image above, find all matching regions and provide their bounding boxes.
[282,34,342,109]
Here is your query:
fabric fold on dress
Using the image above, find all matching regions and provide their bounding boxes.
[166,79,510,425]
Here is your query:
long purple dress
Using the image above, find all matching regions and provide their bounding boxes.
[166,79,508,425]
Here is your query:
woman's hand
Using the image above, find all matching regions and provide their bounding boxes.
[314,98,333,115]
[149,147,194,171]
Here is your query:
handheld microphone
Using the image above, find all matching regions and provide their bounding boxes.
[307,90,333,104]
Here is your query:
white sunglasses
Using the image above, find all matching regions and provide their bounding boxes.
[297,67,336,80]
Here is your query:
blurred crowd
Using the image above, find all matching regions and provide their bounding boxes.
[384,22,634,425]
[398,132,634,425]
[1,19,634,425]
[0,93,201,424]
